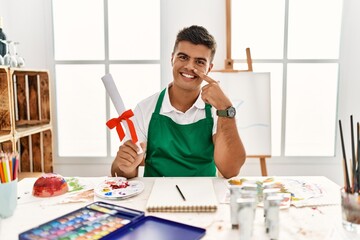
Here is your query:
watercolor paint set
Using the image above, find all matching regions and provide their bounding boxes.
[19,201,206,240]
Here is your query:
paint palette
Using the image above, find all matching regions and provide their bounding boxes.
[19,202,144,240]
[94,177,145,199]
[19,202,206,240]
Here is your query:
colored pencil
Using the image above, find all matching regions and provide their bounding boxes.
[14,157,19,180]
[3,157,10,182]
[8,154,13,181]
[339,120,351,192]
[0,152,20,183]
[0,159,4,183]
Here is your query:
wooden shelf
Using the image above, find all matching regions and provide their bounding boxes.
[0,133,12,142]
[0,137,13,152]
[14,123,52,139]
[0,67,53,173]
[0,67,13,137]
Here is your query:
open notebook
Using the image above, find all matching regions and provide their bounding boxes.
[146,178,218,212]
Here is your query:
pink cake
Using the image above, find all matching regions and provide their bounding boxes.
[33,173,69,197]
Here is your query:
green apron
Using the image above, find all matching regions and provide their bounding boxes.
[144,88,216,177]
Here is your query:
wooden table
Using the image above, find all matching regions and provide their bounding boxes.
[1,176,359,240]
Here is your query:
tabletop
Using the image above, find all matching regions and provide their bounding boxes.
[0,176,358,240]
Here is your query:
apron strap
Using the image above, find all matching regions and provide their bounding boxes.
[154,88,166,114]
[155,88,212,118]
[205,104,212,119]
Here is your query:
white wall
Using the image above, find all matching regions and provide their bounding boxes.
[1,0,359,186]
[0,0,53,70]
[160,0,226,87]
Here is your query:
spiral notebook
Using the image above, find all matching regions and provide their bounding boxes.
[146,178,218,212]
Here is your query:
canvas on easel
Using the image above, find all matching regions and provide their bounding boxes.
[211,0,272,176]
[209,71,271,157]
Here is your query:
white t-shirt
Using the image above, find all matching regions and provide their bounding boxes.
[133,86,218,143]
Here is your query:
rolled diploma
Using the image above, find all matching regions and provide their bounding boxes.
[101,73,143,154]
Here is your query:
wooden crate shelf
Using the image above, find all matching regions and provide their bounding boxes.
[0,139,13,152]
[0,67,12,136]
[16,129,53,173]
[0,67,53,174]
[14,123,52,139]
[12,69,51,129]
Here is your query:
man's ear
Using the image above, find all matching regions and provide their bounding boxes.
[171,53,174,66]
[206,63,214,74]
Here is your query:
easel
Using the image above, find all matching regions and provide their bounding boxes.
[213,0,270,176]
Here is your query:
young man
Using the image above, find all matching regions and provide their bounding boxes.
[111,25,246,179]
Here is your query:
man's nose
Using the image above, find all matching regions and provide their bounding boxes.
[184,59,196,70]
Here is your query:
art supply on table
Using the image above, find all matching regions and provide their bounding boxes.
[146,178,218,212]
[0,178,17,218]
[230,184,258,230]
[230,186,242,229]
[176,184,186,201]
[237,197,256,240]
[0,152,19,218]
[19,201,206,240]
[339,116,360,194]
[340,188,360,233]
[32,173,68,197]
[338,118,360,233]
[350,115,357,192]
[0,152,19,183]
[339,119,351,192]
[265,195,283,239]
[263,188,281,218]
[94,177,144,200]
[101,73,142,154]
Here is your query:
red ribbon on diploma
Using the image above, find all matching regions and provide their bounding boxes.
[106,109,138,143]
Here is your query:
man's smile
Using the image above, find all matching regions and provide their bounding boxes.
[181,72,197,79]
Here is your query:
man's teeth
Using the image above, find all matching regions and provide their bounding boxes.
[182,73,195,79]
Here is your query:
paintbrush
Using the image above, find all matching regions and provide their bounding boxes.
[339,120,351,193]
[351,116,356,193]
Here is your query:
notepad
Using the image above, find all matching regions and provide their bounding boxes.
[146,178,218,212]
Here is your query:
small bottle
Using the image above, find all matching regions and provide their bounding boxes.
[266,195,283,240]
[0,17,7,57]
[237,197,256,240]
[230,186,242,229]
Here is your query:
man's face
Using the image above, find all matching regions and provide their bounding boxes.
[171,41,213,91]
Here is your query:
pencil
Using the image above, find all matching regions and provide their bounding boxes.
[339,120,351,192]
[0,159,4,183]
[3,157,10,183]
[14,157,19,180]
[176,185,186,201]
[9,156,13,181]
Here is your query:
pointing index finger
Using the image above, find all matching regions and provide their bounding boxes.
[194,69,217,84]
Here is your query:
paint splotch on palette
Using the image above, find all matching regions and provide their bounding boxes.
[94,177,145,199]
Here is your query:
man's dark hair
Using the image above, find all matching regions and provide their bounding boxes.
[173,25,217,63]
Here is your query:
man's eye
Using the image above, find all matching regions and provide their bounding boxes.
[196,60,205,65]
[179,55,187,60]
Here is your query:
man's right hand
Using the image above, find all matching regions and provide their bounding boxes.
[112,140,146,178]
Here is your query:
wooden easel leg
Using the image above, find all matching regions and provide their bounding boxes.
[260,157,268,176]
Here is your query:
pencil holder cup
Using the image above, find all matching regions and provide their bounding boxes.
[341,188,360,233]
[0,179,18,218]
